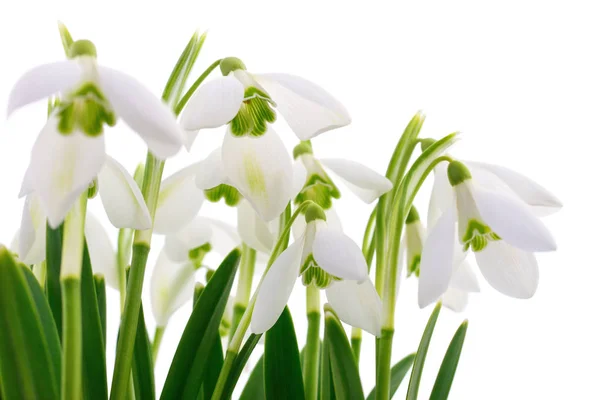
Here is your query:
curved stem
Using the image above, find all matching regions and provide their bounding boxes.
[174,59,223,115]
[303,285,321,400]
[152,326,165,363]
[116,228,133,312]
[229,244,256,342]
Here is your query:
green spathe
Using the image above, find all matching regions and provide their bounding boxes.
[447,161,472,187]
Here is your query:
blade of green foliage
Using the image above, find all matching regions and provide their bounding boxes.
[324,309,364,400]
[264,307,305,400]
[0,247,59,399]
[94,274,107,346]
[20,264,62,394]
[429,321,468,400]
[132,307,155,400]
[240,355,265,400]
[222,333,262,400]
[45,223,63,340]
[366,353,415,400]
[201,337,224,399]
[160,249,241,400]
[406,303,442,400]
[319,335,335,400]
[81,242,108,400]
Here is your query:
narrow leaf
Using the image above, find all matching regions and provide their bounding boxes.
[132,307,155,400]
[264,307,305,400]
[0,246,59,399]
[94,274,107,346]
[201,337,224,399]
[21,264,61,395]
[160,248,241,400]
[407,303,442,400]
[222,334,262,399]
[366,353,415,400]
[81,241,108,400]
[240,356,265,400]
[319,335,335,400]
[45,223,63,340]
[429,321,468,400]
[324,309,364,399]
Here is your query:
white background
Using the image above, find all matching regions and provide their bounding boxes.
[0,1,597,399]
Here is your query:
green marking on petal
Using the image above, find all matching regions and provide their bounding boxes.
[189,243,212,269]
[407,255,421,278]
[462,219,501,252]
[243,153,267,196]
[57,81,115,137]
[294,174,340,210]
[204,184,242,206]
[229,87,276,137]
[301,265,341,289]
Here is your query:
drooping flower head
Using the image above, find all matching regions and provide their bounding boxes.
[251,204,382,336]
[7,39,183,226]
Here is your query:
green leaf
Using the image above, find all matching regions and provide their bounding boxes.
[160,248,241,400]
[20,264,62,394]
[81,242,108,400]
[429,321,468,400]
[366,353,415,400]
[132,307,155,400]
[201,337,224,399]
[324,309,364,400]
[407,303,442,400]
[240,355,265,400]
[264,307,305,400]
[319,335,335,400]
[45,223,63,341]
[222,334,262,399]
[94,274,107,345]
[0,246,59,399]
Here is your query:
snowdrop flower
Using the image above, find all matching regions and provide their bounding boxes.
[179,58,351,221]
[150,217,239,327]
[419,161,557,307]
[251,204,382,336]
[7,39,183,227]
[14,202,118,287]
[292,141,393,207]
[20,156,151,230]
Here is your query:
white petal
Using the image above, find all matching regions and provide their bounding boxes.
[251,238,304,334]
[472,186,556,252]
[326,279,382,337]
[418,206,456,308]
[179,76,244,132]
[97,66,183,158]
[475,241,539,299]
[222,126,293,221]
[150,250,196,326]
[194,148,229,189]
[18,195,47,265]
[427,163,452,228]
[98,156,151,230]
[202,218,240,255]
[467,161,562,216]
[292,159,307,198]
[237,200,273,253]
[7,60,81,116]
[253,73,351,140]
[441,288,469,312]
[320,158,392,203]
[154,162,205,234]
[313,227,367,281]
[19,166,35,198]
[449,260,480,293]
[85,213,119,290]
[30,118,105,228]
[164,218,213,262]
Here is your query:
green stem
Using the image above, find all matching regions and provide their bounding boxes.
[303,285,321,400]
[152,326,165,363]
[229,244,256,342]
[61,277,82,400]
[375,328,394,400]
[59,192,87,400]
[116,228,133,312]
[351,327,362,363]
[110,153,163,400]
[174,59,223,115]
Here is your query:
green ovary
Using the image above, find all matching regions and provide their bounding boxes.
[462,219,501,252]
[294,174,341,210]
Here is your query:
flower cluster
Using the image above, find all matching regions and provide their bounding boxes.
[0,24,562,400]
